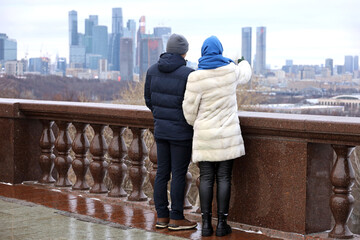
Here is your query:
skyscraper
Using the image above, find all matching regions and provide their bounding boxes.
[344,55,354,73]
[120,38,134,81]
[354,56,359,72]
[136,16,146,71]
[241,27,252,64]
[93,25,108,60]
[109,8,123,71]
[154,27,171,38]
[139,36,163,80]
[112,8,123,36]
[29,57,50,75]
[0,33,17,62]
[325,58,333,76]
[69,10,85,68]
[68,10,79,46]
[84,15,98,54]
[255,26,266,75]
[124,19,136,68]
[154,27,171,52]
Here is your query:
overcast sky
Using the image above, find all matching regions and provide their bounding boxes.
[1,0,359,68]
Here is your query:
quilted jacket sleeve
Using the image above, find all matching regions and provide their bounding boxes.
[144,71,153,111]
[235,60,252,85]
[182,73,201,126]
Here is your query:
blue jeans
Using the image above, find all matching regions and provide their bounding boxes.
[154,138,192,220]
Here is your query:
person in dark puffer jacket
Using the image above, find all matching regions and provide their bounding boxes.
[144,33,197,231]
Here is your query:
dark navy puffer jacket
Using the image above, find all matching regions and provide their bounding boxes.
[144,53,194,140]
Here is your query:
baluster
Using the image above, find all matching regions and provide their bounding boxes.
[128,127,148,201]
[38,120,55,183]
[184,169,193,209]
[54,121,72,187]
[72,122,90,190]
[148,129,157,205]
[89,124,108,193]
[329,144,355,239]
[108,126,128,197]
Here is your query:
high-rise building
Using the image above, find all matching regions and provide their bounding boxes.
[29,57,50,75]
[120,38,134,81]
[68,10,79,46]
[354,56,359,71]
[241,27,252,64]
[84,15,98,54]
[70,46,86,68]
[139,36,163,80]
[85,54,102,70]
[154,27,171,38]
[93,25,108,60]
[112,8,123,36]
[109,8,123,71]
[344,55,354,73]
[56,57,67,76]
[136,16,146,71]
[154,27,171,52]
[124,19,136,68]
[285,59,293,66]
[0,33,17,62]
[255,26,266,75]
[325,58,333,76]
[69,10,85,67]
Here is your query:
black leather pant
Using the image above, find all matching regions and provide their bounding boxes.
[199,159,234,214]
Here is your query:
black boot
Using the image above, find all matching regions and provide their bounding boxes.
[201,212,213,236]
[216,213,232,237]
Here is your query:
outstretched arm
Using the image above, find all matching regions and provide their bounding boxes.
[236,60,252,85]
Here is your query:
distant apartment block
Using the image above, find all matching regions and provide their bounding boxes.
[5,61,23,76]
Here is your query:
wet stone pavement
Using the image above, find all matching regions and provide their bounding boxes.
[0,183,354,240]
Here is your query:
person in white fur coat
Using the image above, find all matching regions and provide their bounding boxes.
[182,36,252,237]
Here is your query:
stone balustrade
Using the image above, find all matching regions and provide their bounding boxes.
[1,98,360,239]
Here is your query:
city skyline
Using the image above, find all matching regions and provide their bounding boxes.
[0,0,359,68]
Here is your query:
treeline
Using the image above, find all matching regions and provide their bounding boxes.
[0,75,133,102]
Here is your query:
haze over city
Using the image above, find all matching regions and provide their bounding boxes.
[1,0,359,68]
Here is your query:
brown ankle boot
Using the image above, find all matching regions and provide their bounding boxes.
[168,218,197,231]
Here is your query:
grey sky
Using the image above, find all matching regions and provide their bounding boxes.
[0,0,359,68]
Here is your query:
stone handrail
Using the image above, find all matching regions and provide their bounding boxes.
[1,98,360,239]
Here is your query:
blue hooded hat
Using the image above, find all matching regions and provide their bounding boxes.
[197,36,234,70]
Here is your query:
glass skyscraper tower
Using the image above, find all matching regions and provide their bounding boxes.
[109,8,123,71]
[255,26,266,75]
[241,27,252,65]
[68,10,78,46]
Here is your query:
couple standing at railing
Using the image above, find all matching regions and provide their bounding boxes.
[144,33,252,237]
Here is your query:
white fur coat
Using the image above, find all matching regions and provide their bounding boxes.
[183,61,252,162]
